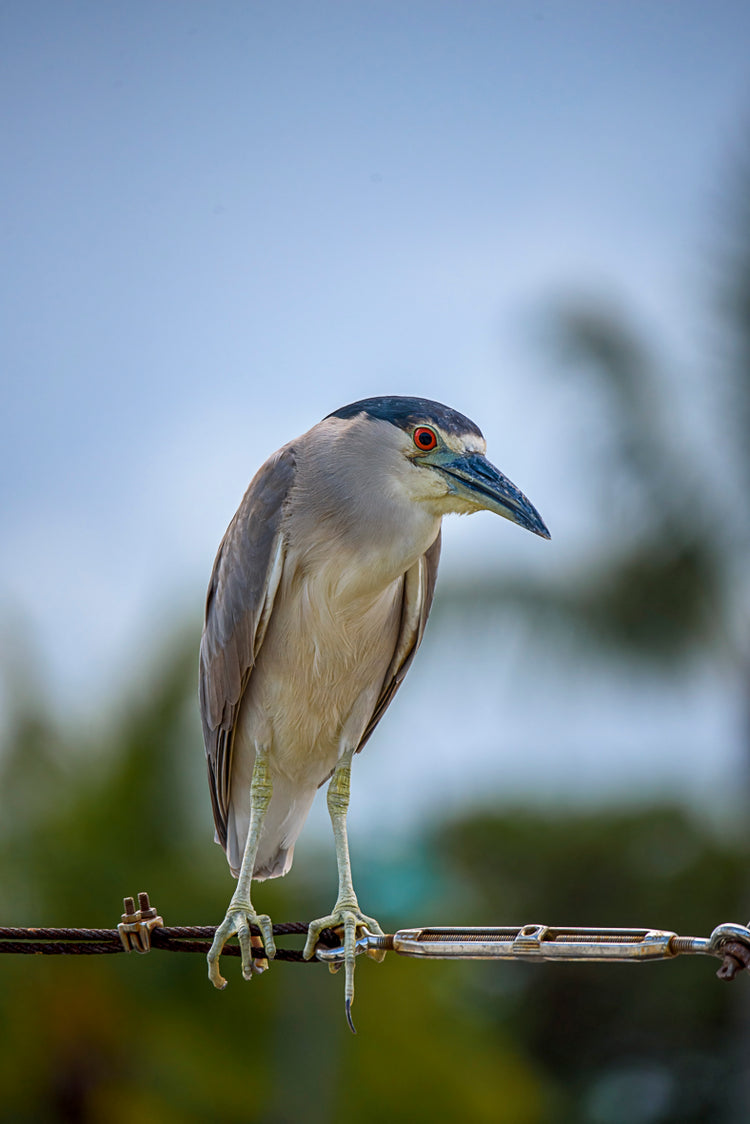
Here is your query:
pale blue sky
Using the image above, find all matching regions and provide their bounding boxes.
[1,2,749,822]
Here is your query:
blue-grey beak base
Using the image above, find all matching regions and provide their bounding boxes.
[437,452,550,539]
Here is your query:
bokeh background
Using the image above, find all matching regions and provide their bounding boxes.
[2,2,750,1121]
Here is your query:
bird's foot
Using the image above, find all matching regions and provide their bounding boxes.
[207,901,276,990]
[303,900,385,1033]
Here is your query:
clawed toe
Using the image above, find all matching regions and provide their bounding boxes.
[207,905,276,989]
[302,904,384,1033]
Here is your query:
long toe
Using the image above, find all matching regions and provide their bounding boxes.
[207,904,276,988]
[303,903,385,1032]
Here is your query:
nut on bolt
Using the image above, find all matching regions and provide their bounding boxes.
[118,891,163,953]
[121,897,138,924]
[138,891,158,920]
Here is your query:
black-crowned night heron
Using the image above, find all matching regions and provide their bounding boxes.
[200,396,549,1028]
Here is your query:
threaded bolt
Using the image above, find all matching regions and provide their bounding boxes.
[138,891,157,920]
[669,937,696,954]
[122,894,137,921]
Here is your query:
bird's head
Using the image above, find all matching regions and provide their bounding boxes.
[326,396,550,539]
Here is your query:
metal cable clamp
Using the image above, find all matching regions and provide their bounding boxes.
[117,892,164,953]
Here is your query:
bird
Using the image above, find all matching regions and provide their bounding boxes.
[199,395,549,1029]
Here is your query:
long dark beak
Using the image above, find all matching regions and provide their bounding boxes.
[437,452,550,538]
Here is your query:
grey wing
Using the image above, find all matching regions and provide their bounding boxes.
[199,444,296,849]
[356,529,442,753]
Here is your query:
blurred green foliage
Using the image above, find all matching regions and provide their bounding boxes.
[3,115,750,1124]
[0,636,746,1123]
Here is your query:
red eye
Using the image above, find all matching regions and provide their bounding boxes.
[413,426,438,451]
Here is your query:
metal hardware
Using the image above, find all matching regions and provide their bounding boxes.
[315,920,750,979]
[117,892,164,953]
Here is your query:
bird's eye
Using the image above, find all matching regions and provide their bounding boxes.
[413,426,438,451]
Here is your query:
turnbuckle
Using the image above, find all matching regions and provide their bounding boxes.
[315,921,750,980]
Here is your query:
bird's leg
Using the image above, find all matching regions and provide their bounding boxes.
[303,748,385,1032]
[207,748,276,989]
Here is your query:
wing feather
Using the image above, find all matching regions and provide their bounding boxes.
[199,445,296,848]
[356,529,442,753]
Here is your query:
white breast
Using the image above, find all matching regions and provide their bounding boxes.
[238,556,404,785]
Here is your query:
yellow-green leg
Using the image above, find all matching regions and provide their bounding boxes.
[207,749,277,989]
[303,749,385,1032]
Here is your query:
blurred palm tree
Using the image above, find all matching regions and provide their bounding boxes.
[439,146,750,768]
[528,283,745,673]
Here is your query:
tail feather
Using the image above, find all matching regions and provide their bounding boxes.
[224,776,317,881]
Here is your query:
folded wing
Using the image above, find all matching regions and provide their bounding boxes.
[199,445,296,849]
